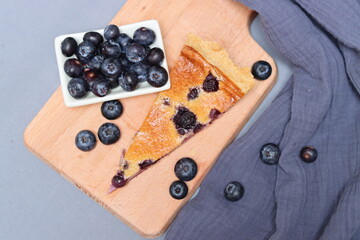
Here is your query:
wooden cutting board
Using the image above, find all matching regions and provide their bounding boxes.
[24,0,277,238]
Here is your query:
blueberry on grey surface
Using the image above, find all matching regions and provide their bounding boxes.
[116,33,134,54]
[125,43,147,63]
[146,47,164,65]
[147,65,168,87]
[118,55,132,69]
[260,143,281,165]
[83,31,103,47]
[98,122,120,145]
[75,130,96,151]
[83,71,99,90]
[169,180,188,200]
[174,157,198,181]
[75,41,96,63]
[67,78,88,99]
[100,58,122,78]
[64,58,83,77]
[61,37,77,57]
[99,41,121,59]
[118,71,139,91]
[104,24,120,40]
[224,181,244,202]
[88,55,104,72]
[187,87,199,100]
[106,77,119,89]
[173,107,197,133]
[133,27,156,46]
[251,60,272,80]
[101,100,123,120]
[91,80,110,97]
[300,146,318,163]
[203,73,219,92]
[129,62,150,82]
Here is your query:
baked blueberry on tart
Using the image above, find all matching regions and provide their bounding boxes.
[110,34,255,191]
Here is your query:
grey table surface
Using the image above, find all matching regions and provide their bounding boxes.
[0,0,292,239]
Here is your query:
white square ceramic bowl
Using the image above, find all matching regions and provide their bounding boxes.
[54,19,170,107]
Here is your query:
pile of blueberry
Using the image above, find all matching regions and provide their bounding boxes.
[61,24,168,99]
[169,157,198,200]
[75,100,123,151]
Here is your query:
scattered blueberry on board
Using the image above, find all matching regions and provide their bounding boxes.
[169,180,188,200]
[60,24,169,100]
[252,60,272,80]
[98,122,121,145]
[101,100,123,120]
[74,100,124,151]
[170,157,197,199]
[174,157,198,181]
[75,130,97,151]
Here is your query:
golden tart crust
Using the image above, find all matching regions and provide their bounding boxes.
[114,34,255,185]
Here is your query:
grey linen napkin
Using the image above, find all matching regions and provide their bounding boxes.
[165,0,360,239]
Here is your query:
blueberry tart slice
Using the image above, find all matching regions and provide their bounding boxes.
[110,34,255,191]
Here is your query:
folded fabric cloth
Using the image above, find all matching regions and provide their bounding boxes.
[165,0,360,239]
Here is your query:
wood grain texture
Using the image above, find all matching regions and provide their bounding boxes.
[24,0,277,238]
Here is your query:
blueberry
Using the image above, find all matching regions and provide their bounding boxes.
[138,159,154,169]
[64,58,83,77]
[146,47,164,65]
[187,87,199,100]
[174,157,197,181]
[193,123,204,134]
[252,60,272,80]
[147,65,168,87]
[83,71,99,90]
[260,143,281,165]
[116,33,134,54]
[83,31,104,47]
[75,41,96,63]
[91,80,110,97]
[112,171,126,188]
[300,146,317,163]
[100,58,122,78]
[75,130,96,151]
[99,41,121,59]
[169,180,188,200]
[67,78,88,99]
[88,55,104,72]
[98,122,120,145]
[61,37,77,57]
[118,71,139,91]
[106,77,119,89]
[101,100,123,120]
[209,109,221,119]
[203,73,219,92]
[129,62,150,82]
[125,43,147,63]
[173,107,197,133]
[104,24,120,40]
[224,181,244,202]
[119,55,132,69]
[133,27,156,46]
